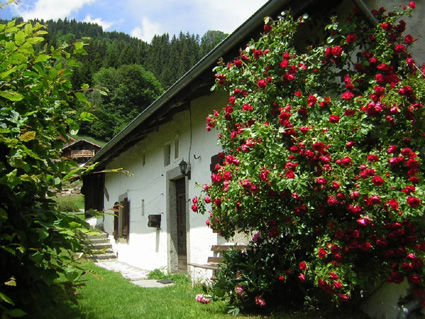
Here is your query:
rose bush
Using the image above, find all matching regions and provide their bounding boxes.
[196,2,425,312]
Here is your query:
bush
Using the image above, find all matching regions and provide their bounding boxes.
[0,20,93,317]
[55,194,85,212]
[195,2,425,312]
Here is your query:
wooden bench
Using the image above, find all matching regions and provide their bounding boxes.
[188,244,249,271]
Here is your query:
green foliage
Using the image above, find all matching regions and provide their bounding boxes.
[55,194,85,212]
[82,64,163,140]
[0,19,93,317]
[196,4,425,313]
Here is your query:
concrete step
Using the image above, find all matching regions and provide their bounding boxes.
[89,238,110,244]
[211,244,249,252]
[87,253,117,260]
[207,256,222,264]
[187,262,219,270]
[88,232,108,240]
[91,243,112,250]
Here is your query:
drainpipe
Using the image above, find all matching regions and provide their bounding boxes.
[351,0,378,25]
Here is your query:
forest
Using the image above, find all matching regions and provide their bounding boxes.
[3,18,227,141]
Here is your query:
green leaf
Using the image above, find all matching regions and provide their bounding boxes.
[7,309,27,317]
[79,111,96,122]
[0,291,14,305]
[81,83,89,89]
[0,91,24,101]
[35,54,51,63]
[4,277,16,286]
[19,131,36,142]
[14,30,26,46]
[75,92,88,103]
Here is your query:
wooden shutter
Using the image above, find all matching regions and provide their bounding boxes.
[122,198,130,239]
[113,202,119,240]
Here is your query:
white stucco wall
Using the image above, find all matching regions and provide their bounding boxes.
[102,91,225,275]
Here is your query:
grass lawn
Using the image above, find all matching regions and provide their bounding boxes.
[59,261,299,319]
[54,193,85,212]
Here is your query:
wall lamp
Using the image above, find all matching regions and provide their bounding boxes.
[179,158,191,178]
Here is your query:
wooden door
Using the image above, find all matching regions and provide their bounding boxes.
[175,178,187,273]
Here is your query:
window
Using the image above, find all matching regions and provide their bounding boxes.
[164,144,171,166]
[174,139,179,159]
[113,197,130,240]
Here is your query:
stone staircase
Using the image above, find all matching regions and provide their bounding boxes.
[87,232,116,260]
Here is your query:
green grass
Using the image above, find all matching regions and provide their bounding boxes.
[55,194,85,212]
[46,261,302,319]
[31,262,370,319]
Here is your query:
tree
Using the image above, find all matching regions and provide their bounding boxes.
[195,3,425,313]
[0,19,92,317]
[83,64,163,140]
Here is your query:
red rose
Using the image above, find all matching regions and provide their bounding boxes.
[372,176,385,186]
[278,275,285,281]
[341,91,354,100]
[409,1,416,9]
[264,24,272,32]
[298,273,306,282]
[386,199,399,210]
[318,248,327,258]
[387,145,398,154]
[367,154,379,162]
[204,196,211,204]
[329,114,340,123]
[404,34,414,44]
[285,170,295,179]
[329,272,338,280]
[408,274,421,284]
[242,104,253,111]
[255,295,266,307]
[407,196,421,208]
[381,22,392,31]
[331,46,343,57]
[257,79,267,89]
[346,33,357,44]
[191,204,198,212]
[394,44,406,53]
[299,261,307,270]
[307,95,317,106]
[333,281,343,289]
[316,177,327,185]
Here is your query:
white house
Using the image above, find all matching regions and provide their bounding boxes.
[84,0,425,316]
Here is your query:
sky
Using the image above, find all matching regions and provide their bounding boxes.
[0,0,269,43]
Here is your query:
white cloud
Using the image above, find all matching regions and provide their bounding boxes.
[198,0,268,33]
[131,17,162,43]
[84,15,113,30]
[16,0,96,21]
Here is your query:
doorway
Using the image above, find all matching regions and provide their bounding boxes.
[175,178,187,273]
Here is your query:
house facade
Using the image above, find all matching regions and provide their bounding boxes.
[84,0,425,317]
[101,92,225,275]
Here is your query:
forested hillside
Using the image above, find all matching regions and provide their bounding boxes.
[3,18,227,141]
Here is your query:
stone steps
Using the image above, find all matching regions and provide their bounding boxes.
[86,232,116,260]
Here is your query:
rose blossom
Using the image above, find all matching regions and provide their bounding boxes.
[329,114,340,123]
[255,296,266,307]
[407,196,421,208]
[257,79,267,89]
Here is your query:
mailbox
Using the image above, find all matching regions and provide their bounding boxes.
[148,214,161,229]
